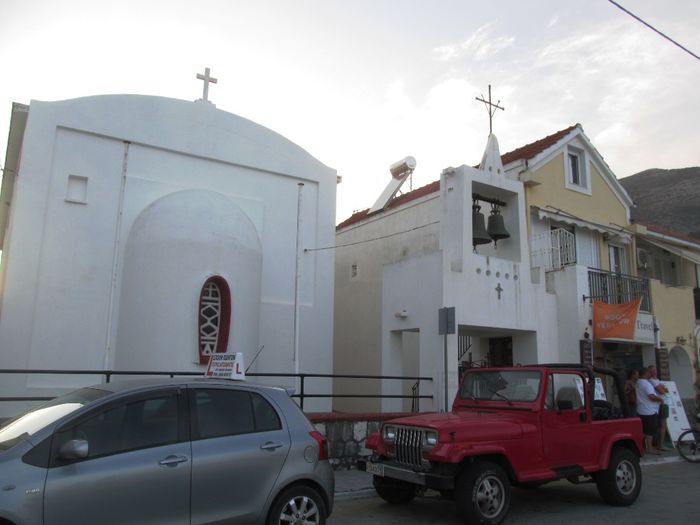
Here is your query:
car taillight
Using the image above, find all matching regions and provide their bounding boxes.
[309,431,328,461]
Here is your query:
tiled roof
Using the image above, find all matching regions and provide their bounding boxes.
[500,124,580,166]
[638,221,700,245]
[337,124,580,230]
[336,180,440,230]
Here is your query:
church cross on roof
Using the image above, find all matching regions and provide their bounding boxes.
[196,67,218,103]
[475,84,504,135]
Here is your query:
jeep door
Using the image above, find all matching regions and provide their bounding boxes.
[541,372,594,467]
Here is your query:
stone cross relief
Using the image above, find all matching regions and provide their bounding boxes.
[495,283,503,300]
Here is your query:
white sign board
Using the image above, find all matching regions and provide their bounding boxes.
[633,313,656,344]
[594,377,607,401]
[205,352,246,381]
[659,381,691,444]
[574,376,607,401]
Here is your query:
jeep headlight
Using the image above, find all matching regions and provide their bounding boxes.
[422,430,438,452]
[383,425,397,443]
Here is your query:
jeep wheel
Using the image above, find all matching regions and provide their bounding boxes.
[373,475,416,504]
[595,447,641,506]
[456,461,511,525]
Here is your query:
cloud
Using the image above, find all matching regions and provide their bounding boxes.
[433,23,515,62]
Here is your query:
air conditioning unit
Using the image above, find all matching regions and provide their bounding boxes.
[636,248,650,269]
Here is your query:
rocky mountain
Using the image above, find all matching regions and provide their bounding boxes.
[618,167,700,241]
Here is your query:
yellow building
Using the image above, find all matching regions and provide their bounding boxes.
[505,124,699,408]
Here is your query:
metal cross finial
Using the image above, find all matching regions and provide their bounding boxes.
[476,84,505,135]
[196,67,218,103]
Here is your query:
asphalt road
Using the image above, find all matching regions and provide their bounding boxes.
[329,460,698,524]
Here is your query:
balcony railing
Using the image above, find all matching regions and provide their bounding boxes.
[587,268,652,312]
[530,228,576,272]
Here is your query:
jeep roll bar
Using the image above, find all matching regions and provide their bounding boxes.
[532,363,631,418]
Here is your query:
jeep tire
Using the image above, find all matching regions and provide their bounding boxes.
[456,461,511,525]
[373,475,416,504]
[595,447,642,506]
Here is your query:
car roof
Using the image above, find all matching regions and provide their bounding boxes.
[88,377,291,395]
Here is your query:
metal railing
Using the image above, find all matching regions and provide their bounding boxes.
[530,228,577,272]
[457,334,472,362]
[587,268,652,312]
[0,369,433,412]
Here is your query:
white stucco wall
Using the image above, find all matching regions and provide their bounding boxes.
[333,192,440,412]
[382,251,444,412]
[0,95,336,412]
[115,189,263,371]
[548,264,591,363]
[363,160,561,412]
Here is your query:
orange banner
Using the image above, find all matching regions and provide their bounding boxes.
[592,298,642,340]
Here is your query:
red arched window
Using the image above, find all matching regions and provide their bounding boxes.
[198,276,232,364]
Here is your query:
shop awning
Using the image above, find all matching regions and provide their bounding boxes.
[534,207,631,244]
[643,237,700,265]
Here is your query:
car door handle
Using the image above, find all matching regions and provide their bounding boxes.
[158,455,189,467]
[260,441,284,451]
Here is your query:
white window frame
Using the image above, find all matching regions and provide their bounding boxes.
[564,146,591,195]
[608,243,627,275]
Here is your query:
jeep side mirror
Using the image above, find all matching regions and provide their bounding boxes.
[58,439,89,460]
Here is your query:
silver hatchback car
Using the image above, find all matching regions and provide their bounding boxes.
[0,378,334,525]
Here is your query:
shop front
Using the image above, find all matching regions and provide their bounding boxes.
[591,308,659,377]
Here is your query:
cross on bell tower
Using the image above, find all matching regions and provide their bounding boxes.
[475,84,505,135]
[196,67,218,104]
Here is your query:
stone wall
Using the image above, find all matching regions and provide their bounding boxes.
[307,412,409,470]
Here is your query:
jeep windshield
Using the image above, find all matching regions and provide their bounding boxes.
[460,370,541,402]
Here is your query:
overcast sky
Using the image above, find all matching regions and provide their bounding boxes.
[1,0,698,222]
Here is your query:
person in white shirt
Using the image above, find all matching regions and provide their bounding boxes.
[648,365,671,450]
[636,367,663,455]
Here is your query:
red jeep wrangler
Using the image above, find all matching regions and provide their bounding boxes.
[359,364,644,524]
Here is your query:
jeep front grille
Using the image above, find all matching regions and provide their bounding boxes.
[394,426,425,467]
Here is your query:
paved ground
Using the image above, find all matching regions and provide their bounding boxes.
[330,451,697,524]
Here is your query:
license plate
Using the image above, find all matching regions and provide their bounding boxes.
[365,462,384,476]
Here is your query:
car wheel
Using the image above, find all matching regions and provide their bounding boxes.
[595,447,642,506]
[267,485,326,525]
[373,475,416,504]
[456,461,511,525]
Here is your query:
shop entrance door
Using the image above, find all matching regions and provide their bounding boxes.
[488,337,513,367]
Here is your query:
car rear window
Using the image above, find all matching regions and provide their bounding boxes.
[191,389,282,440]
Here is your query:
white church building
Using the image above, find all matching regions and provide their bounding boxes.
[334,136,560,413]
[0,93,337,414]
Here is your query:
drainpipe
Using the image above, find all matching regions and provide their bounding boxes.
[293,183,304,376]
[103,141,130,369]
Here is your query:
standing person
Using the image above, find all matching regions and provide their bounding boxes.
[625,369,639,416]
[636,366,663,454]
[649,365,671,451]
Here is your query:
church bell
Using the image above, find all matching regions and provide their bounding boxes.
[472,203,491,248]
[487,204,510,246]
